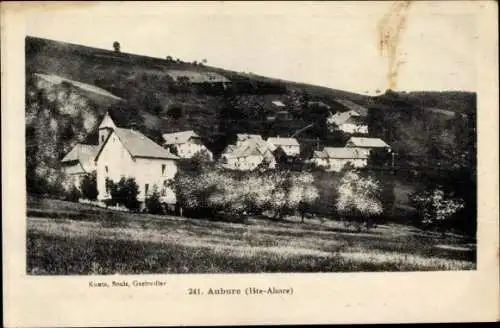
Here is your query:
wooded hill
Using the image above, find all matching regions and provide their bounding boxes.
[25,36,476,176]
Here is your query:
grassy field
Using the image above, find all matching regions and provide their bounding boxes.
[27,197,476,275]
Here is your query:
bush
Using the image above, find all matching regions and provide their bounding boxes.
[80,172,98,200]
[106,177,140,211]
[336,170,383,231]
[65,185,81,202]
[410,188,464,233]
[145,185,164,215]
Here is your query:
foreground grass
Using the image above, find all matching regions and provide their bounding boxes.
[27,197,476,274]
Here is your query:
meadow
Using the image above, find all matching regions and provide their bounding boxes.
[27,197,476,275]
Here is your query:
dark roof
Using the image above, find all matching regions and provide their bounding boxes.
[61,143,101,172]
[95,128,179,161]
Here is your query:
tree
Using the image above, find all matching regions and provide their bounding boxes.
[113,41,121,53]
[166,104,183,119]
[410,188,465,234]
[119,177,140,211]
[145,185,164,214]
[106,177,140,210]
[336,170,383,231]
[80,172,98,200]
[65,185,81,202]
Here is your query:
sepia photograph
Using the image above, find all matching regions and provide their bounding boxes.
[24,2,478,275]
[3,1,499,326]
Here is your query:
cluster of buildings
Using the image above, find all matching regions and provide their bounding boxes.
[61,101,391,207]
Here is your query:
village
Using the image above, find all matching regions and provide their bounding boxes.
[24,34,477,276]
[60,98,392,211]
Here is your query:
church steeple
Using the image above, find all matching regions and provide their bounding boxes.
[98,111,116,145]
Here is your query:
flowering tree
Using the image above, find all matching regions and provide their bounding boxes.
[410,188,465,234]
[287,172,319,222]
[336,170,383,231]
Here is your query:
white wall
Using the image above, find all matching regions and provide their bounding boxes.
[96,133,178,203]
[222,154,268,171]
[134,158,177,202]
[175,143,213,160]
[96,132,136,200]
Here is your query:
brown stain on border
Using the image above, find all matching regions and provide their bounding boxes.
[377,1,413,90]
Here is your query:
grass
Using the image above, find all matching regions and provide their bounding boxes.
[27,197,476,275]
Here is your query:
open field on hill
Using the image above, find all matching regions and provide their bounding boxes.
[27,197,476,274]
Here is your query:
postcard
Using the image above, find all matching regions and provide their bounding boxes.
[2,1,498,326]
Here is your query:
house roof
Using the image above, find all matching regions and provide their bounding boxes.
[334,99,369,117]
[162,130,199,145]
[267,137,299,147]
[276,145,300,157]
[272,100,286,107]
[236,133,262,141]
[323,147,369,159]
[95,128,179,161]
[313,150,328,159]
[346,137,390,148]
[224,138,275,159]
[61,143,102,173]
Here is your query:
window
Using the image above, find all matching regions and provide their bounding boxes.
[161,164,166,176]
[105,165,109,174]
[101,135,105,143]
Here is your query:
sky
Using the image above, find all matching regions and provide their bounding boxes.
[24,1,479,94]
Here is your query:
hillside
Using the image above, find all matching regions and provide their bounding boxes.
[25,36,476,193]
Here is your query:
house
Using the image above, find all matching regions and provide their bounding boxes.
[94,112,180,205]
[345,137,391,152]
[61,143,101,188]
[236,133,266,146]
[221,136,276,171]
[267,136,300,158]
[162,130,213,160]
[327,110,368,134]
[311,147,368,172]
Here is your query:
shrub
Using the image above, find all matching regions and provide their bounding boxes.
[145,185,164,215]
[65,185,81,202]
[336,170,383,231]
[106,177,140,211]
[410,188,465,233]
[80,172,98,200]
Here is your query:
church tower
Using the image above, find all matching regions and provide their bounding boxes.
[98,111,117,145]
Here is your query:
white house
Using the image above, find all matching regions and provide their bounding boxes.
[221,136,276,171]
[311,147,368,172]
[162,130,213,160]
[266,136,300,157]
[94,112,180,205]
[327,110,368,134]
[61,143,100,188]
[345,137,391,154]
